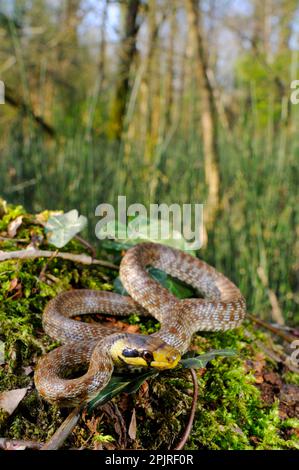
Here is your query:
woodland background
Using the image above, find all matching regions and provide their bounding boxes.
[0,0,298,326]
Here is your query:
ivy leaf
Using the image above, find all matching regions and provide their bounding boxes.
[113,277,128,295]
[87,350,236,411]
[180,349,237,369]
[98,216,197,255]
[87,371,157,411]
[114,267,194,299]
[45,210,87,248]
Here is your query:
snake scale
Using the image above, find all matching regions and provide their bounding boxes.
[34,242,246,407]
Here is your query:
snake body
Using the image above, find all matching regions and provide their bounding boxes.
[35,242,246,407]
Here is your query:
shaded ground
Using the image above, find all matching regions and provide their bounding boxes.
[0,200,298,450]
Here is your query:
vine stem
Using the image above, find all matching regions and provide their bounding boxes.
[173,368,198,450]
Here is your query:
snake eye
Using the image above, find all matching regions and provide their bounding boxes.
[142,350,154,363]
[122,348,139,358]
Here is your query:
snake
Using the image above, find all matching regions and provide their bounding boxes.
[34,242,246,407]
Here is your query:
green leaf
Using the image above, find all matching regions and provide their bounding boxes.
[180,349,237,369]
[88,350,236,411]
[113,267,194,299]
[113,276,129,295]
[149,267,194,299]
[87,370,157,412]
[45,209,87,248]
[97,216,197,254]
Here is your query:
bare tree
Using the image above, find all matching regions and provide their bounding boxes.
[186,0,220,230]
[109,0,141,140]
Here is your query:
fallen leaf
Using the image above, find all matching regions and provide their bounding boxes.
[23,366,33,376]
[0,388,28,415]
[255,376,264,384]
[8,278,19,291]
[128,408,137,440]
[7,216,23,238]
[7,278,23,299]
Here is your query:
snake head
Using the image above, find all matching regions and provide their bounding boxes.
[111,335,181,370]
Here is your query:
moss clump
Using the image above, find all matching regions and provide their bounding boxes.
[0,200,298,449]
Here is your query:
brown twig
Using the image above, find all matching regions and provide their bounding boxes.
[257,267,284,325]
[74,235,97,258]
[0,437,43,450]
[38,250,58,280]
[102,402,128,449]
[0,248,119,270]
[5,85,55,137]
[173,368,198,450]
[0,236,28,243]
[244,329,299,374]
[247,313,295,344]
[41,406,83,450]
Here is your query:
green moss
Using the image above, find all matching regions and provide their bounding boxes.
[283,371,299,386]
[0,203,26,232]
[0,201,298,450]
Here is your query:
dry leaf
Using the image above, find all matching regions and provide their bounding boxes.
[128,408,137,440]
[0,388,28,415]
[7,216,23,238]
[8,278,19,291]
[23,366,33,376]
[255,376,264,384]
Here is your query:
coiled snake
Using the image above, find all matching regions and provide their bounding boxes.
[35,242,246,407]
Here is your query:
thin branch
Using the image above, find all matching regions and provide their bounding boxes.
[247,313,295,344]
[244,329,299,374]
[0,248,119,270]
[0,236,28,242]
[74,235,97,258]
[5,86,55,137]
[173,368,198,450]
[41,406,82,450]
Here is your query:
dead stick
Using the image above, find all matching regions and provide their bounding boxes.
[41,406,82,450]
[173,369,198,450]
[0,248,118,270]
[247,313,295,344]
[74,235,97,258]
[0,438,43,450]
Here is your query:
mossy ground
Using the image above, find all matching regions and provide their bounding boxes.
[0,200,298,450]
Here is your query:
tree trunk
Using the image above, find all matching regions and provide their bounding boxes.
[109,0,140,140]
[186,0,220,230]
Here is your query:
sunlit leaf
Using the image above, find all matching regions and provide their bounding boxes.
[98,216,197,254]
[45,209,87,248]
